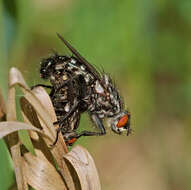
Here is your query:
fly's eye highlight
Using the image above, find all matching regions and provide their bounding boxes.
[117,115,129,128]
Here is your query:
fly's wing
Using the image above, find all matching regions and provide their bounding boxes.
[57,33,101,81]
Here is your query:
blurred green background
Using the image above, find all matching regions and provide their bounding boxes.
[1,0,191,189]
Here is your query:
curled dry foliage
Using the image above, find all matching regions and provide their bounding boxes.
[0,67,101,190]
[0,88,6,121]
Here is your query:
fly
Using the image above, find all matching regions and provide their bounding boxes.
[32,33,131,146]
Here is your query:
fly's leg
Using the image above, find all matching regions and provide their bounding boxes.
[52,74,85,125]
[52,114,106,146]
[31,84,52,90]
[51,75,87,146]
[51,99,79,146]
[62,131,79,146]
[51,127,61,146]
[49,88,55,98]
[52,128,79,146]
[77,114,106,138]
[63,114,106,146]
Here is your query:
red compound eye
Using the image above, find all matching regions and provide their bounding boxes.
[117,115,129,128]
[67,137,77,145]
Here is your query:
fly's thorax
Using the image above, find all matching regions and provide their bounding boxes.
[65,57,95,85]
[40,54,69,79]
[89,75,123,118]
[47,56,95,91]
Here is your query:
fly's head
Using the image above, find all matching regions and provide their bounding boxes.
[101,74,131,135]
[107,111,131,135]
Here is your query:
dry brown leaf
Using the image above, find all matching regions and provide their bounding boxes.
[31,87,67,150]
[22,150,67,190]
[64,145,101,190]
[21,100,59,172]
[13,68,75,189]
[31,87,68,151]
[20,97,43,131]
[20,110,68,190]
[31,87,76,190]
[0,121,52,141]
[7,67,55,190]
[9,67,28,88]
[11,142,28,190]
[0,88,6,120]
[6,86,16,121]
[8,68,55,143]
[6,75,27,190]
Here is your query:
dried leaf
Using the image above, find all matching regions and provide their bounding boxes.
[0,88,6,120]
[31,87,67,151]
[6,86,16,121]
[21,105,56,168]
[8,68,55,142]
[7,68,54,190]
[8,68,63,146]
[11,142,28,190]
[9,67,28,89]
[22,150,67,190]
[13,68,75,189]
[6,72,27,190]
[31,87,75,190]
[0,121,52,141]
[20,97,42,131]
[64,145,101,190]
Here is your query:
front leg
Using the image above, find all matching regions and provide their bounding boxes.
[31,84,52,90]
[66,114,106,145]
[51,129,78,146]
[53,114,106,146]
[51,99,79,146]
[77,114,106,138]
